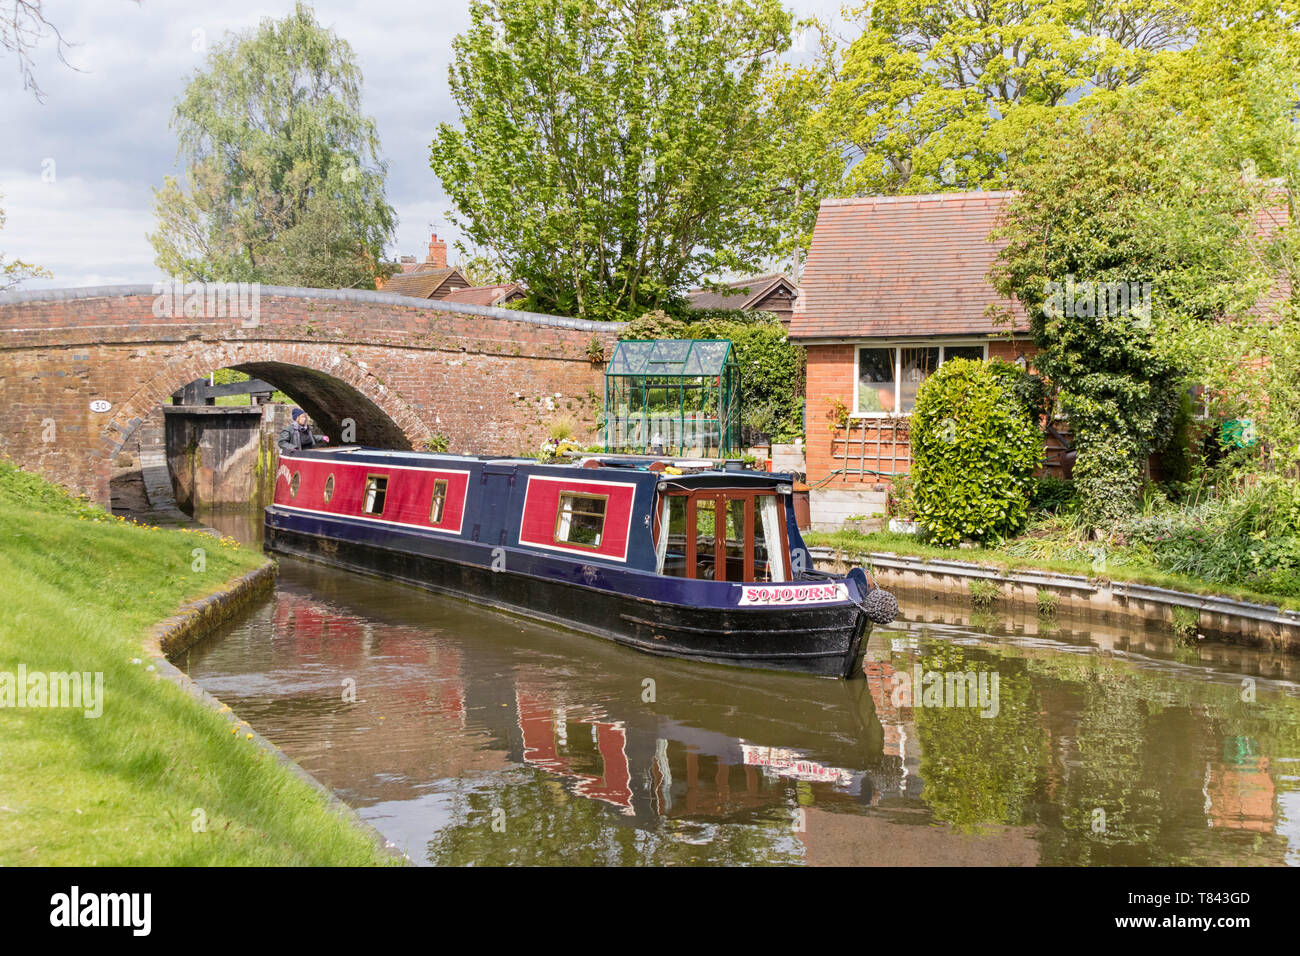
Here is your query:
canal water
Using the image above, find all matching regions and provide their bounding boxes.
[184,509,1300,865]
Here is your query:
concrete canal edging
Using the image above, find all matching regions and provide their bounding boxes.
[140,558,409,864]
[811,546,1300,654]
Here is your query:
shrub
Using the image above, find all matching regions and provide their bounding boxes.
[1073,429,1143,530]
[910,358,1044,546]
[1030,476,1077,514]
[1121,476,1300,597]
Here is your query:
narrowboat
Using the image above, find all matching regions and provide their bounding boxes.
[264,448,898,678]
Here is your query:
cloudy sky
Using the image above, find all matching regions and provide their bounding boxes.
[1,0,849,290]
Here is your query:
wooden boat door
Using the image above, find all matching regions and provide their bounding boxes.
[657,489,790,582]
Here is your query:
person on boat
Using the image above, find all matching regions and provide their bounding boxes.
[277,407,323,455]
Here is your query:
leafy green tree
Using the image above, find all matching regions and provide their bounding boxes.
[1147,34,1300,474]
[989,94,1269,526]
[430,0,824,320]
[824,0,1196,195]
[149,2,395,288]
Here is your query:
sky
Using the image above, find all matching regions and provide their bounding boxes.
[0,0,852,291]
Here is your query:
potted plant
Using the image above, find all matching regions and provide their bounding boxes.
[886,473,921,535]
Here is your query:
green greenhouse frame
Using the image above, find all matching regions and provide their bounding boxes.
[604,339,741,458]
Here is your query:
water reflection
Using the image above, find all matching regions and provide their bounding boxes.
[184,514,1300,866]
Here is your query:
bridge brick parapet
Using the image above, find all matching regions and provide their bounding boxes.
[0,285,622,505]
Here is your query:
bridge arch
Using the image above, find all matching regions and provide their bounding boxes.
[0,285,619,507]
[106,341,428,460]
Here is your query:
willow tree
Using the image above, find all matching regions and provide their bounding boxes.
[430,0,828,320]
[149,2,395,288]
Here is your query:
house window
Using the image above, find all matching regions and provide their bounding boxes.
[429,479,449,524]
[555,493,607,548]
[363,475,388,515]
[855,342,989,415]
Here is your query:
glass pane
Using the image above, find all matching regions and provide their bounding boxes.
[724,498,746,582]
[430,479,448,523]
[662,496,689,577]
[944,345,984,363]
[694,499,716,580]
[683,340,729,375]
[753,497,771,582]
[899,346,940,413]
[363,477,387,515]
[857,348,896,413]
[556,494,606,546]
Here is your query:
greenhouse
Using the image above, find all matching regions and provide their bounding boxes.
[604,339,741,458]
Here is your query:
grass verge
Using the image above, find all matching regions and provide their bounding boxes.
[804,529,1300,612]
[0,461,394,865]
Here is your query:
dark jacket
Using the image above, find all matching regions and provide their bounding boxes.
[277,422,318,455]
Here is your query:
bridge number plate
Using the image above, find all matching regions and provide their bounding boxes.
[89,400,112,413]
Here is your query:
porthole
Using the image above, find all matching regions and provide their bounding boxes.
[323,473,335,503]
[290,471,301,497]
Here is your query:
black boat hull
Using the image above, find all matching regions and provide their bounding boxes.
[265,522,871,678]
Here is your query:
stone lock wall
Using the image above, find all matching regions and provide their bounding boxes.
[0,286,621,506]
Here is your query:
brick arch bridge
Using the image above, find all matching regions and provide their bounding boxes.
[0,285,620,506]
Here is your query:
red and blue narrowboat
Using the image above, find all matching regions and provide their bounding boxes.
[264,449,898,678]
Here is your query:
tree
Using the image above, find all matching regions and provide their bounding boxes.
[1145,29,1300,474]
[758,43,844,278]
[824,0,1197,195]
[0,197,51,290]
[989,94,1270,526]
[430,0,823,321]
[149,2,395,288]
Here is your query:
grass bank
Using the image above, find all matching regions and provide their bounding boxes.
[804,528,1300,613]
[0,461,394,865]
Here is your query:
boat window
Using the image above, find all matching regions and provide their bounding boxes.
[323,474,335,503]
[429,479,449,524]
[659,495,689,576]
[757,495,787,581]
[555,493,607,547]
[363,475,389,515]
[290,471,301,498]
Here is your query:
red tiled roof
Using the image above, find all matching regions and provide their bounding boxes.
[790,192,1027,340]
[440,282,527,307]
[380,267,471,300]
[686,273,798,311]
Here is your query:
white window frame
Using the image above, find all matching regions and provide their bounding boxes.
[852,340,989,418]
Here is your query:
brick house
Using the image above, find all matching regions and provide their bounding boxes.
[378,233,531,307]
[686,273,800,324]
[790,192,1062,530]
[377,234,473,299]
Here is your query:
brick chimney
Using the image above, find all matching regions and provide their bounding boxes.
[426,233,448,269]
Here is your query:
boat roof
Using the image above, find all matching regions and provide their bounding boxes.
[287,446,794,486]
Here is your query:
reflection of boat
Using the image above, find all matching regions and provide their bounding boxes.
[265,449,897,677]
